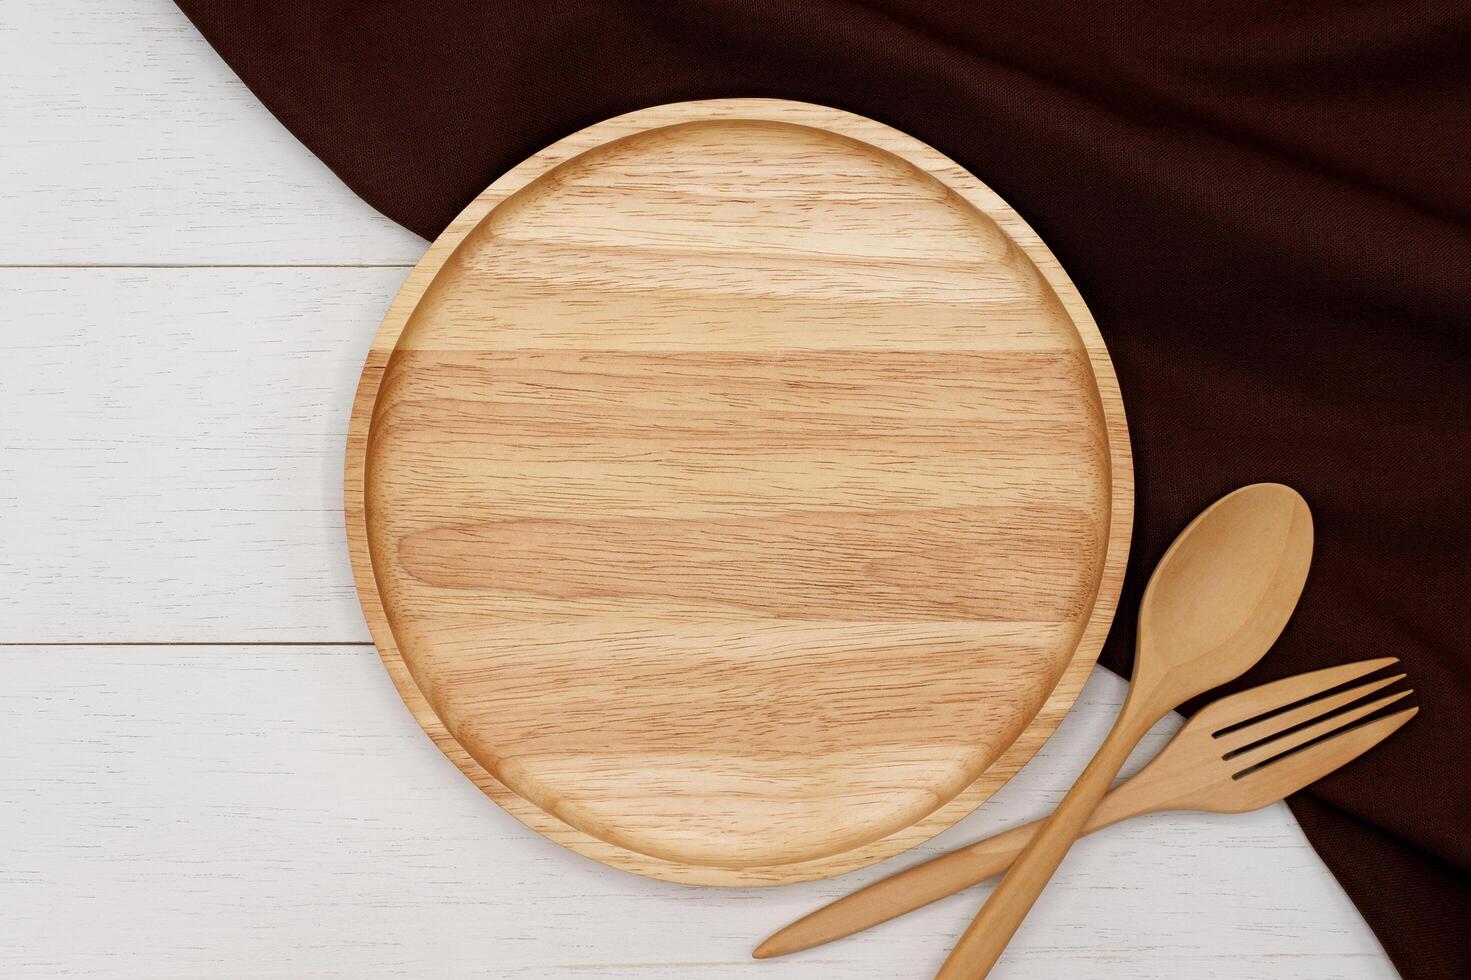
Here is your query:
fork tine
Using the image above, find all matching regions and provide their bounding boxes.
[1227,706,1417,805]
[1228,690,1413,772]
[1215,674,1405,752]
[1191,657,1399,733]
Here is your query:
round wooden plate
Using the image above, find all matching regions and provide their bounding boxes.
[346,100,1131,886]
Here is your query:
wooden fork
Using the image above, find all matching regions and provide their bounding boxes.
[755,657,1415,959]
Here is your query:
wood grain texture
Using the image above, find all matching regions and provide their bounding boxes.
[0,267,396,643]
[0,9,1399,973]
[0,268,1400,969]
[940,485,1315,975]
[346,100,1132,883]
[0,647,1399,979]
[0,0,423,264]
[757,658,1412,960]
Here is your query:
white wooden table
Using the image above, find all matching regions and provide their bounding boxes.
[0,3,1399,977]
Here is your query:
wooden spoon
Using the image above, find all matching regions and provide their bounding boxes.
[755,658,1410,959]
[935,483,1314,978]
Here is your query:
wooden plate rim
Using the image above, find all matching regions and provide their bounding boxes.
[344,98,1133,886]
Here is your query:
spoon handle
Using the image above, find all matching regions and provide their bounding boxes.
[754,782,1151,959]
[935,707,1155,979]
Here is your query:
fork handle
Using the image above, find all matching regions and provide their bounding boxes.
[936,707,1155,978]
[755,783,1149,959]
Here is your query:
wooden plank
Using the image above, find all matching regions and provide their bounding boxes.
[0,267,398,642]
[0,651,1396,978]
[0,0,423,265]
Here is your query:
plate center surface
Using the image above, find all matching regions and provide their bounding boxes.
[364,116,1112,869]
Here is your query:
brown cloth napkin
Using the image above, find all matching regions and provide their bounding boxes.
[175,2,1471,975]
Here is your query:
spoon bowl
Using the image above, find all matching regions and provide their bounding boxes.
[1132,483,1315,714]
